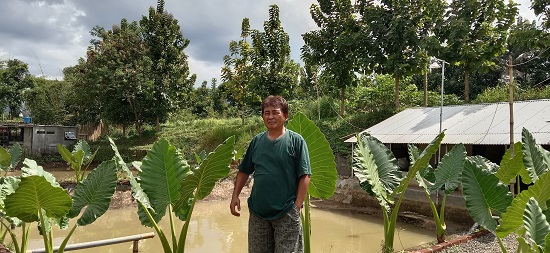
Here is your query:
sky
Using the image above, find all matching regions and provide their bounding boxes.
[0,0,540,86]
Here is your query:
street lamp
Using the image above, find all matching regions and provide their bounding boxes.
[429,57,447,163]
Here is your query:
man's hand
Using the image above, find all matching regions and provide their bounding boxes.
[230,196,241,217]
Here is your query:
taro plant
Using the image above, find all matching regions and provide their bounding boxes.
[58,140,98,183]
[410,143,466,243]
[109,136,235,253]
[1,157,117,253]
[462,128,549,252]
[353,132,443,253]
[0,143,21,176]
[0,144,23,251]
[286,112,337,253]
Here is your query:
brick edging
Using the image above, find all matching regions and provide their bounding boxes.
[408,229,490,253]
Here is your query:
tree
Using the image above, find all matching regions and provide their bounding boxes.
[0,59,34,118]
[358,0,445,109]
[437,0,517,102]
[23,77,74,125]
[221,18,256,125]
[250,4,300,99]
[302,0,361,115]
[86,19,155,134]
[531,0,550,28]
[140,0,196,131]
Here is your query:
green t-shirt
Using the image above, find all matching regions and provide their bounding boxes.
[238,129,311,220]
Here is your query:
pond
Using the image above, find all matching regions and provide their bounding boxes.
[16,200,433,253]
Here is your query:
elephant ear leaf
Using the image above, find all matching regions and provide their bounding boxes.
[523,198,550,249]
[68,160,118,226]
[0,147,11,171]
[546,233,550,253]
[522,128,550,183]
[139,138,190,226]
[496,142,530,185]
[22,159,59,187]
[462,156,512,231]
[430,144,466,194]
[0,176,20,208]
[9,143,22,169]
[409,144,435,188]
[4,175,72,222]
[287,112,337,199]
[353,134,400,210]
[497,171,550,238]
[109,137,152,210]
[181,136,234,201]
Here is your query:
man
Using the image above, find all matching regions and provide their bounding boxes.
[230,95,311,253]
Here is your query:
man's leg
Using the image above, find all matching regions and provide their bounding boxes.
[248,211,275,253]
[272,205,303,253]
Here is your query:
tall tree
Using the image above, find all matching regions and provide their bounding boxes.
[437,0,517,102]
[86,19,154,134]
[250,4,300,99]
[221,18,255,125]
[358,0,445,109]
[0,59,34,118]
[302,0,361,115]
[140,0,196,130]
[531,0,550,28]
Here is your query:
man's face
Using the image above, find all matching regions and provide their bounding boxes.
[262,106,288,131]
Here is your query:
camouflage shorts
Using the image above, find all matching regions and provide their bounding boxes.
[248,205,303,253]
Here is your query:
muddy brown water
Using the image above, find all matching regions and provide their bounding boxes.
[10,200,433,253]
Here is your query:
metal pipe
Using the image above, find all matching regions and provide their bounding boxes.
[27,232,155,253]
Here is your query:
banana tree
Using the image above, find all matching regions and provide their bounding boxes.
[58,140,98,183]
[353,132,443,253]
[410,143,466,243]
[109,136,235,253]
[2,158,117,253]
[462,128,550,252]
[287,112,337,253]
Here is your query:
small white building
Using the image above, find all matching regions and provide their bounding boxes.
[0,123,78,155]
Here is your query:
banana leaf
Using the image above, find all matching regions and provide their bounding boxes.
[287,112,337,199]
[4,176,72,222]
[67,160,118,226]
[462,156,512,231]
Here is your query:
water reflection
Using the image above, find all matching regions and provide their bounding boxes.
[16,200,432,253]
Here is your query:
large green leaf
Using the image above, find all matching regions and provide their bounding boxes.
[109,137,152,209]
[0,176,20,208]
[545,233,550,253]
[429,144,466,194]
[182,136,234,201]
[139,138,190,226]
[68,160,117,226]
[4,175,72,222]
[497,170,550,238]
[522,128,550,183]
[353,134,400,210]
[73,140,92,163]
[409,145,435,192]
[496,142,531,185]
[0,146,11,171]
[21,159,59,187]
[287,112,337,199]
[392,132,444,198]
[462,156,513,231]
[523,198,549,249]
[58,144,74,164]
[9,143,22,169]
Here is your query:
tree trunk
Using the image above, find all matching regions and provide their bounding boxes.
[241,106,245,126]
[464,70,470,102]
[122,125,126,137]
[156,115,160,132]
[394,75,400,110]
[423,63,428,107]
[340,86,345,116]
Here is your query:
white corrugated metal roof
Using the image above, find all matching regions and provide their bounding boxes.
[344,99,550,145]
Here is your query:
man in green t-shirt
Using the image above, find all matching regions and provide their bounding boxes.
[230,95,311,253]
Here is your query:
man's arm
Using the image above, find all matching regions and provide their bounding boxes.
[230,171,250,217]
[294,174,311,209]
